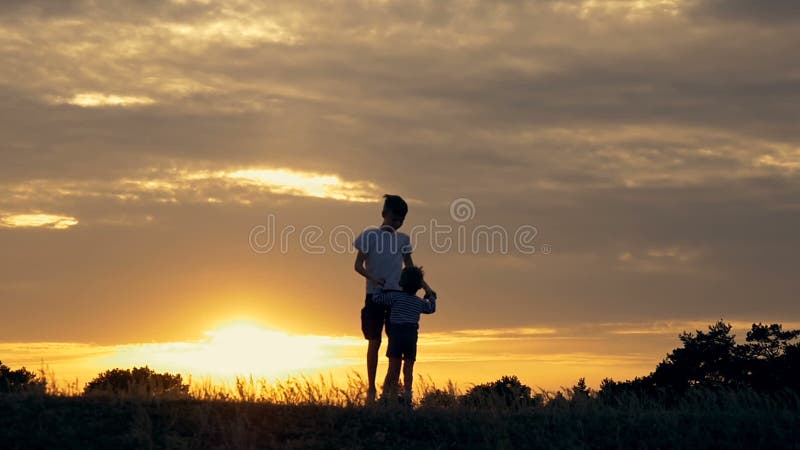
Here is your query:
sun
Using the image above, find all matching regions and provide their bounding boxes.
[199,322,332,373]
[119,320,362,380]
[88,319,364,387]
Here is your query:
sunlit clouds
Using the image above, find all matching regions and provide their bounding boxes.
[756,154,800,172]
[53,93,156,108]
[0,213,78,230]
[425,328,559,346]
[159,17,300,47]
[604,320,800,336]
[555,0,683,21]
[0,167,381,227]
[225,169,378,202]
[616,246,704,274]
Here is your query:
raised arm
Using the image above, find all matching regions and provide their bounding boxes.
[421,293,437,314]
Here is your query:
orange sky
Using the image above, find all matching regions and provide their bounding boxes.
[2,0,800,392]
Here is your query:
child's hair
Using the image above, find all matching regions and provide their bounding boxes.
[399,266,424,294]
[383,194,408,218]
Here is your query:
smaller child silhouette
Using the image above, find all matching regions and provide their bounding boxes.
[371,266,437,405]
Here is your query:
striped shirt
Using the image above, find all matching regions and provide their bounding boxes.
[372,290,437,325]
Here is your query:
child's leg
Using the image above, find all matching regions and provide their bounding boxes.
[367,339,381,392]
[383,357,402,396]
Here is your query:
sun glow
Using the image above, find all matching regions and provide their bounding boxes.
[225,168,378,202]
[198,323,337,372]
[55,92,156,108]
[97,321,362,380]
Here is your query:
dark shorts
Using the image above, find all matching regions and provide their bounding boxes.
[386,323,419,361]
[361,294,389,341]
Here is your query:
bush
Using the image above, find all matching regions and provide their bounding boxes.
[420,388,459,409]
[462,375,539,409]
[0,361,44,394]
[84,366,189,398]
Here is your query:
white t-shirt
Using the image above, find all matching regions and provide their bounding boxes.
[354,227,413,294]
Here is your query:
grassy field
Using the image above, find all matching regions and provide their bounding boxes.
[2,375,799,449]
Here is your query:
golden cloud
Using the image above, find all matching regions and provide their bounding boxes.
[52,92,156,108]
[0,213,78,230]
[0,167,382,221]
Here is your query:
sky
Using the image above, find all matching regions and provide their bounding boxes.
[1,0,799,391]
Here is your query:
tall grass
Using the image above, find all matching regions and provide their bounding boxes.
[3,367,799,449]
[25,365,800,413]
[191,372,370,406]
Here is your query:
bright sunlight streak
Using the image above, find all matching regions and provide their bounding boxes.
[225,168,378,202]
[55,92,156,108]
[0,213,79,229]
[97,321,362,380]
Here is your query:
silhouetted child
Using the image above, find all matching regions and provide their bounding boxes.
[354,195,436,402]
[372,265,437,405]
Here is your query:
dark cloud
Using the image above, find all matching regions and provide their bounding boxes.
[689,0,800,23]
[0,0,85,18]
[0,0,218,22]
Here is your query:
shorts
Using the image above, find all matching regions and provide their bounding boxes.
[386,323,419,361]
[361,294,389,341]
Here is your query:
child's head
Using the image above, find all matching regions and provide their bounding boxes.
[382,194,408,230]
[399,265,424,294]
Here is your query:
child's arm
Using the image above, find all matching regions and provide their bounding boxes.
[403,253,436,297]
[421,293,436,314]
[354,251,385,286]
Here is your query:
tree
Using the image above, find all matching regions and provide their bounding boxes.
[598,375,664,405]
[84,366,189,398]
[650,320,740,389]
[782,343,800,390]
[570,378,591,401]
[0,361,44,393]
[742,323,800,360]
[740,323,800,390]
[599,320,800,401]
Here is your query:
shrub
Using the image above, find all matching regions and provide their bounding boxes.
[420,388,459,409]
[84,366,189,398]
[462,375,538,409]
[0,361,44,394]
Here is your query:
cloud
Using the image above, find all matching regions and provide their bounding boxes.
[51,93,156,108]
[616,245,705,274]
[223,169,378,202]
[425,327,559,345]
[756,152,800,172]
[0,167,381,226]
[687,0,800,23]
[0,213,78,229]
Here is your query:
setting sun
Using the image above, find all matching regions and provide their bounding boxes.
[92,321,363,381]
[190,322,351,375]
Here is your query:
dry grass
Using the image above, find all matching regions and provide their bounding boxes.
[2,367,799,449]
